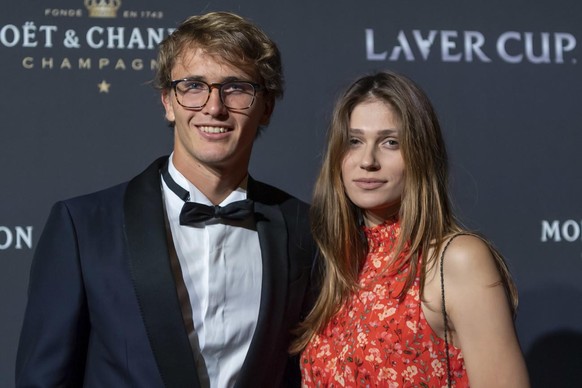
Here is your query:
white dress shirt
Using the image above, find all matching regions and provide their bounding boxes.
[161,156,262,388]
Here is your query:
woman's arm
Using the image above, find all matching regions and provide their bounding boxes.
[432,235,529,388]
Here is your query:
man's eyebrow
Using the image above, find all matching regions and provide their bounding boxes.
[176,75,250,82]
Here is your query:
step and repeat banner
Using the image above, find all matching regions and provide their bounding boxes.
[1,0,581,386]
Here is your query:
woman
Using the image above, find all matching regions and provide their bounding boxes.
[293,71,529,387]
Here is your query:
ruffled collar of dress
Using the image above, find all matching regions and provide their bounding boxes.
[362,216,400,253]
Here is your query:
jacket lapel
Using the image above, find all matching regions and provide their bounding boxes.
[124,156,200,388]
[236,177,290,385]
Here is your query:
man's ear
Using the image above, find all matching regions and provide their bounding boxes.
[260,98,275,126]
[161,90,175,122]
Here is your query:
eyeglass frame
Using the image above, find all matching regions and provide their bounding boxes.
[169,78,264,110]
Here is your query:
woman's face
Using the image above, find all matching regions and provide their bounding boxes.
[341,99,405,227]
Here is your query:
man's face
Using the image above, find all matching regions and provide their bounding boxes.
[162,47,272,176]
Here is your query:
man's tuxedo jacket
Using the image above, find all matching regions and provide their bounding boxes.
[16,157,317,388]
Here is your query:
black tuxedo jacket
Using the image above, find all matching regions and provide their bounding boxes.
[16,157,316,388]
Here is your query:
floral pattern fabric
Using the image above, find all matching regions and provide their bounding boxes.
[301,219,469,387]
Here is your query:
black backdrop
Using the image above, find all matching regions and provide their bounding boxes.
[2,1,581,386]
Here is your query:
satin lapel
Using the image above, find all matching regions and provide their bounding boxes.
[236,177,289,385]
[124,156,200,388]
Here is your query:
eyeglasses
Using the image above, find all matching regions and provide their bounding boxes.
[170,79,263,110]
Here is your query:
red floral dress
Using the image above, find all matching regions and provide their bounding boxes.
[301,219,469,387]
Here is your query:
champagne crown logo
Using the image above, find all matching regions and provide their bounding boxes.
[84,0,121,18]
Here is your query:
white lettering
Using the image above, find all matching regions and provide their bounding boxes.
[0,227,13,250]
[412,30,437,60]
[127,28,146,49]
[0,23,58,48]
[22,22,38,47]
[147,28,168,49]
[366,29,576,64]
[107,27,125,49]
[541,220,582,242]
[441,30,462,62]
[389,30,415,61]
[464,31,491,62]
[0,24,20,47]
[140,11,164,19]
[15,226,33,249]
[497,31,522,63]
[525,32,551,64]
[0,226,33,250]
[561,220,580,242]
[123,10,138,18]
[38,25,58,48]
[497,32,577,64]
[86,26,104,49]
[541,220,561,242]
[2,25,172,50]
[44,8,83,17]
[366,29,387,60]
[554,33,576,64]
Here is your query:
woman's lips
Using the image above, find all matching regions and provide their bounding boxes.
[353,179,386,190]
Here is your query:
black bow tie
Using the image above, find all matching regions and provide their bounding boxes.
[179,200,254,224]
[161,160,254,225]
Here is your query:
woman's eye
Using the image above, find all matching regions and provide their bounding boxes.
[382,139,400,148]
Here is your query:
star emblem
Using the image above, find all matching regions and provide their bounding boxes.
[97,80,111,93]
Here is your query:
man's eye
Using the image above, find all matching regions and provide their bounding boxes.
[223,82,252,94]
[181,81,206,90]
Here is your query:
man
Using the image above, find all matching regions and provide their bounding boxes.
[16,12,316,388]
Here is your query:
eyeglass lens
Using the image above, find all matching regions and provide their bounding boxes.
[174,80,257,109]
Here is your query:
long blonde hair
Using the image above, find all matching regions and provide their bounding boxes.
[291,71,517,353]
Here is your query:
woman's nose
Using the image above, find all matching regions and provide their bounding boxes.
[360,146,380,170]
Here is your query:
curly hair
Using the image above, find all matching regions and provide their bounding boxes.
[153,11,283,104]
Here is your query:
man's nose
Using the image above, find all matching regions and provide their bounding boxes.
[202,86,227,115]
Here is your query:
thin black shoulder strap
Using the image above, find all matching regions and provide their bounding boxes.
[440,233,470,388]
